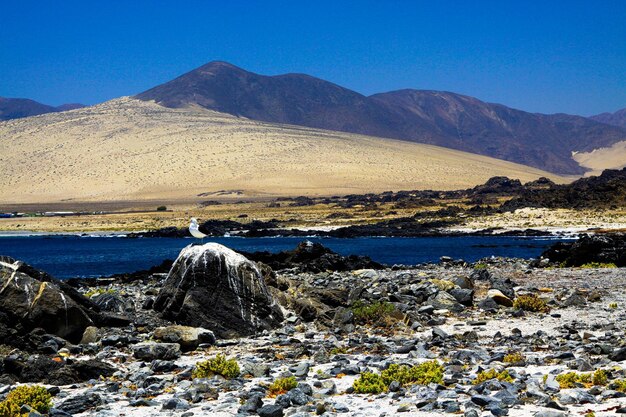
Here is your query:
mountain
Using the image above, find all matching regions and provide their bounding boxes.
[136,61,626,175]
[0,97,85,121]
[0,97,566,205]
[590,108,626,129]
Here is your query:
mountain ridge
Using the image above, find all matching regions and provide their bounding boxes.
[0,97,86,121]
[136,61,626,175]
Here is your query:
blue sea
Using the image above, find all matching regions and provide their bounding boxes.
[0,234,571,279]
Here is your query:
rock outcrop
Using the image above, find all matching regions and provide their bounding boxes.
[541,234,626,267]
[0,257,93,343]
[153,243,284,338]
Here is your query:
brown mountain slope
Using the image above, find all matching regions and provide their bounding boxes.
[135,61,626,175]
[0,98,568,204]
[0,97,86,121]
[590,108,626,129]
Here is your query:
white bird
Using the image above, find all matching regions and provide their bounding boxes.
[189,218,207,242]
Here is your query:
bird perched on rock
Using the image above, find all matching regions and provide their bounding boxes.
[189,218,207,242]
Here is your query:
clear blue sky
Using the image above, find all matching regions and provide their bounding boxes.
[1,1,624,115]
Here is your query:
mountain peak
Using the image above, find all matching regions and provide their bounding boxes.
[134,63,626,175]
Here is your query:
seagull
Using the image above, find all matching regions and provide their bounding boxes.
[189,218,207,243]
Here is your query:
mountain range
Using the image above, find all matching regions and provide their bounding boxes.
[0,97,84,121]
[136,61,626,175]
[2,61,625,176]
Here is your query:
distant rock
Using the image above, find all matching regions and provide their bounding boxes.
[153,243,283,338]
[153,325,216,351]
[241,240,383,272]
[541,233,626,267]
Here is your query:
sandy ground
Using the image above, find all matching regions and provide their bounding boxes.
[573,140,626,176]
[0,98,568,204]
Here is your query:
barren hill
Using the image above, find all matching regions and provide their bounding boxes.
[0,98,567,204]
[136,61,626,175]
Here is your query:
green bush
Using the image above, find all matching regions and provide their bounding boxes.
[554,370,608,389]
[513,294,550,313]
[0,385,52,417]
[503,352,525,364]
[473,369,514,384]
[580,262,617,269]
[267,376,298,396]
[381,361,444,386]
[156,205,167,211]
[353,372,387,394]
[351,300,396,324]
[192,354,240,379]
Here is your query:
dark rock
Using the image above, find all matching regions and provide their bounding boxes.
[449,288,474,306]
[153,243,284,338]
[258,404,284,417]
[57,393,103,414]
[541,233,626,267]
[132,342,181,360]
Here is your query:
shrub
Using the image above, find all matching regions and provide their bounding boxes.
[381,361,444,386]
[613,379,626,392]
[267,376,298,397]
[351,301,396,325]
[192,354,240,379]
[156,206,167,211]
[353,372,387,394]
[473,263,488,270]
[84,288,117,298]
[513,294,550,313]
[609,302,618,309]
[0,385,52,417]
[473,369,514,384]
[555,370,608,389]
[580,262,617,269]
[428,279,456,291]
[503,352,525,364]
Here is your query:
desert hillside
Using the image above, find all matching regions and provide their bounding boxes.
[0,98,569,204]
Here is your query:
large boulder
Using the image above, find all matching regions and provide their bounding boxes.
[153,243,284,338]
[0,257,93,343]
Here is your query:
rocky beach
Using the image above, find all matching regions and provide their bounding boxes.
[1,236,625,417]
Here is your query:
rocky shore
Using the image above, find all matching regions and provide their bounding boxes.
[1,239,626,417]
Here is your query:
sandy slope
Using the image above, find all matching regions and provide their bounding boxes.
[573,140,626,176]
[0,98,569,204]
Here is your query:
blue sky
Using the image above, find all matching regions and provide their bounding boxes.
[1,1,624,115]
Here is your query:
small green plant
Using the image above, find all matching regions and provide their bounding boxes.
[84,288,117,298]
[353,372,387,394]
[609,302,618,309]
[503,352,525,364]
[584,412,596,417]
[156,205,167,211]
[330,346,349,355]
[580,262,617,269]
[473,369,514,384]
[192,354,240,379]
[473,263,488,270]
[0,385,52,417]
[381,361,444,386]
[513,294,550,313]
[267,376,298,397]
[554,370,608,389]
[351,300,396,325]
[612,379,626,392]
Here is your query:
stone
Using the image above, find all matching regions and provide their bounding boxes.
[258,404,284,417]
[57,393,103,415]
[609,347,626,362]
[153,325,216,351]
[428,291,464,312]
[153,243,284,338]
[449,288,474,306]
[132,342,181,361]
[0,258,94,343]
[487,289,514,307]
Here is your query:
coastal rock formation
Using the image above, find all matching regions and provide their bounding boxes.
[0,257,93,343]
[153,243,284,338]
[541,233,626,267]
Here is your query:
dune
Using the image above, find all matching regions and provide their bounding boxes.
[0,97,570,204]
